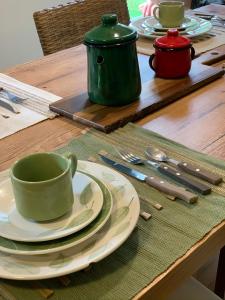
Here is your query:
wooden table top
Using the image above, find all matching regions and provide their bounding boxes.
[1,4,225,300]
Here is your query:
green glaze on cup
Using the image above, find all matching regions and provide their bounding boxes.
[84,14,141,106]
[10,152,77,221]
[153,1,185,28]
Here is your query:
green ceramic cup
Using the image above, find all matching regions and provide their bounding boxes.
[10,152,77,221]
[153,1,185,28]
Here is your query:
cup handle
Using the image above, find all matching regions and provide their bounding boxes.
[149,54,156,71]
[190,46,195,60]
[153,6,160,22]
[64,152,77,177]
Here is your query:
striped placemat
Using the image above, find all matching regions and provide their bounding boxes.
[0,73,60,140]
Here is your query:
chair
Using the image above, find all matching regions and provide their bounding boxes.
[33,0,130,55]
[167,277,221,300]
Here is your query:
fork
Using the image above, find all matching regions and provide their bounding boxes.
[0,88,25,103]
[117,149,211,195]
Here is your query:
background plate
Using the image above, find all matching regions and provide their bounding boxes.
[146,16,196,30]
[130,15,212,39]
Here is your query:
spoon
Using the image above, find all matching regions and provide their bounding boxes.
[145,146,223,185]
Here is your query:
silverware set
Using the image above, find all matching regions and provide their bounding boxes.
[100,146,223,204]
[0,87,24,115]
[194,13,225,27]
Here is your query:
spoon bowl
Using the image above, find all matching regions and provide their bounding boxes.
[145,146,168,162]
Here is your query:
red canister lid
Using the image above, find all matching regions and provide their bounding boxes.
[154,29,191,49]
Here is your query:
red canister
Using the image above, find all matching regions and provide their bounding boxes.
[149,29,195,78]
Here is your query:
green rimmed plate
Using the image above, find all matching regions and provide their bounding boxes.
[0,172,104,242]
[130,16,212,39]
[0,160,140,280]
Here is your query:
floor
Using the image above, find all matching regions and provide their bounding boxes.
[193,253,223,298]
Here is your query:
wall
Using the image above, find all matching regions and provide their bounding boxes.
[0,0,69,71]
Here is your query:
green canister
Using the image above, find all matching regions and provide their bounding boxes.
[84,14,141,106]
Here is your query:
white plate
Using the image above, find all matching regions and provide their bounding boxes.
[130,16,212,39]
[0,160,140,280]
[0,172,104,242]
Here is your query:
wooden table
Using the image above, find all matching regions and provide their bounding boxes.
[1,4,225,300]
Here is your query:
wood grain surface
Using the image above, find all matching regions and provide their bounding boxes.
[1,5,225,299]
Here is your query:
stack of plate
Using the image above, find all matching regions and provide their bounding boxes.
[130,15,212,39]
[0,160,140,280]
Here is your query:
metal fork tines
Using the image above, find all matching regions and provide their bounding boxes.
[117,149,146,165]
[116,149,211,195]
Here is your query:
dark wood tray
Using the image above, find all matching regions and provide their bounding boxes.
[50,45,225,133]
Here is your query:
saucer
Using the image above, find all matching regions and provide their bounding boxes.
[130,16,212,39]
[0,172,103,242]
[150,17,197,31]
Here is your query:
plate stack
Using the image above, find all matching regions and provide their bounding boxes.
[130,16,212,39]
[0,160,140,280]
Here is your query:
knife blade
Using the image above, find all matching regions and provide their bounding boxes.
[99,155,198,204]
[144,159,211,195]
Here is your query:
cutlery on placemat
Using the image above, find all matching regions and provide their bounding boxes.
[0,97,20,114]
[117,149,211,195]
[99,155,198,204]
[0,87,25,102]
[194,13,225,22]
[146,146,222,185]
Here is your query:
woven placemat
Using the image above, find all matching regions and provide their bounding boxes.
[1,123,225,300]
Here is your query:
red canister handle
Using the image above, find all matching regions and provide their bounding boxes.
[190,46,195,60]
[149,54,156,71]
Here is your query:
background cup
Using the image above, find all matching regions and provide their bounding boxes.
[10,152,77,221]
[153,1,185,28]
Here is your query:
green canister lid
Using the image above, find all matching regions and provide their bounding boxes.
[84,14,137,45]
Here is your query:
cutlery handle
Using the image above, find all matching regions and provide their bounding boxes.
[177,162,223,185]
[157,165,211,195]
[145,176,198,204]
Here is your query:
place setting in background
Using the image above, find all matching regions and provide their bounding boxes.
[130,1,213,39]
[0,75,60,140]
[0,151,140,280]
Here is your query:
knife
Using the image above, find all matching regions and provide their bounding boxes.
[144,159,211,195]
[99,155,198,204]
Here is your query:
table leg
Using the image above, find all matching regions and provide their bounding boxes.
[214,246,225,298]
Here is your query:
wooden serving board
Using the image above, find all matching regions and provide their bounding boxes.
[50,45,225,133]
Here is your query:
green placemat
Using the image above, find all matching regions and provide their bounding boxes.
[1,123,225,300]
